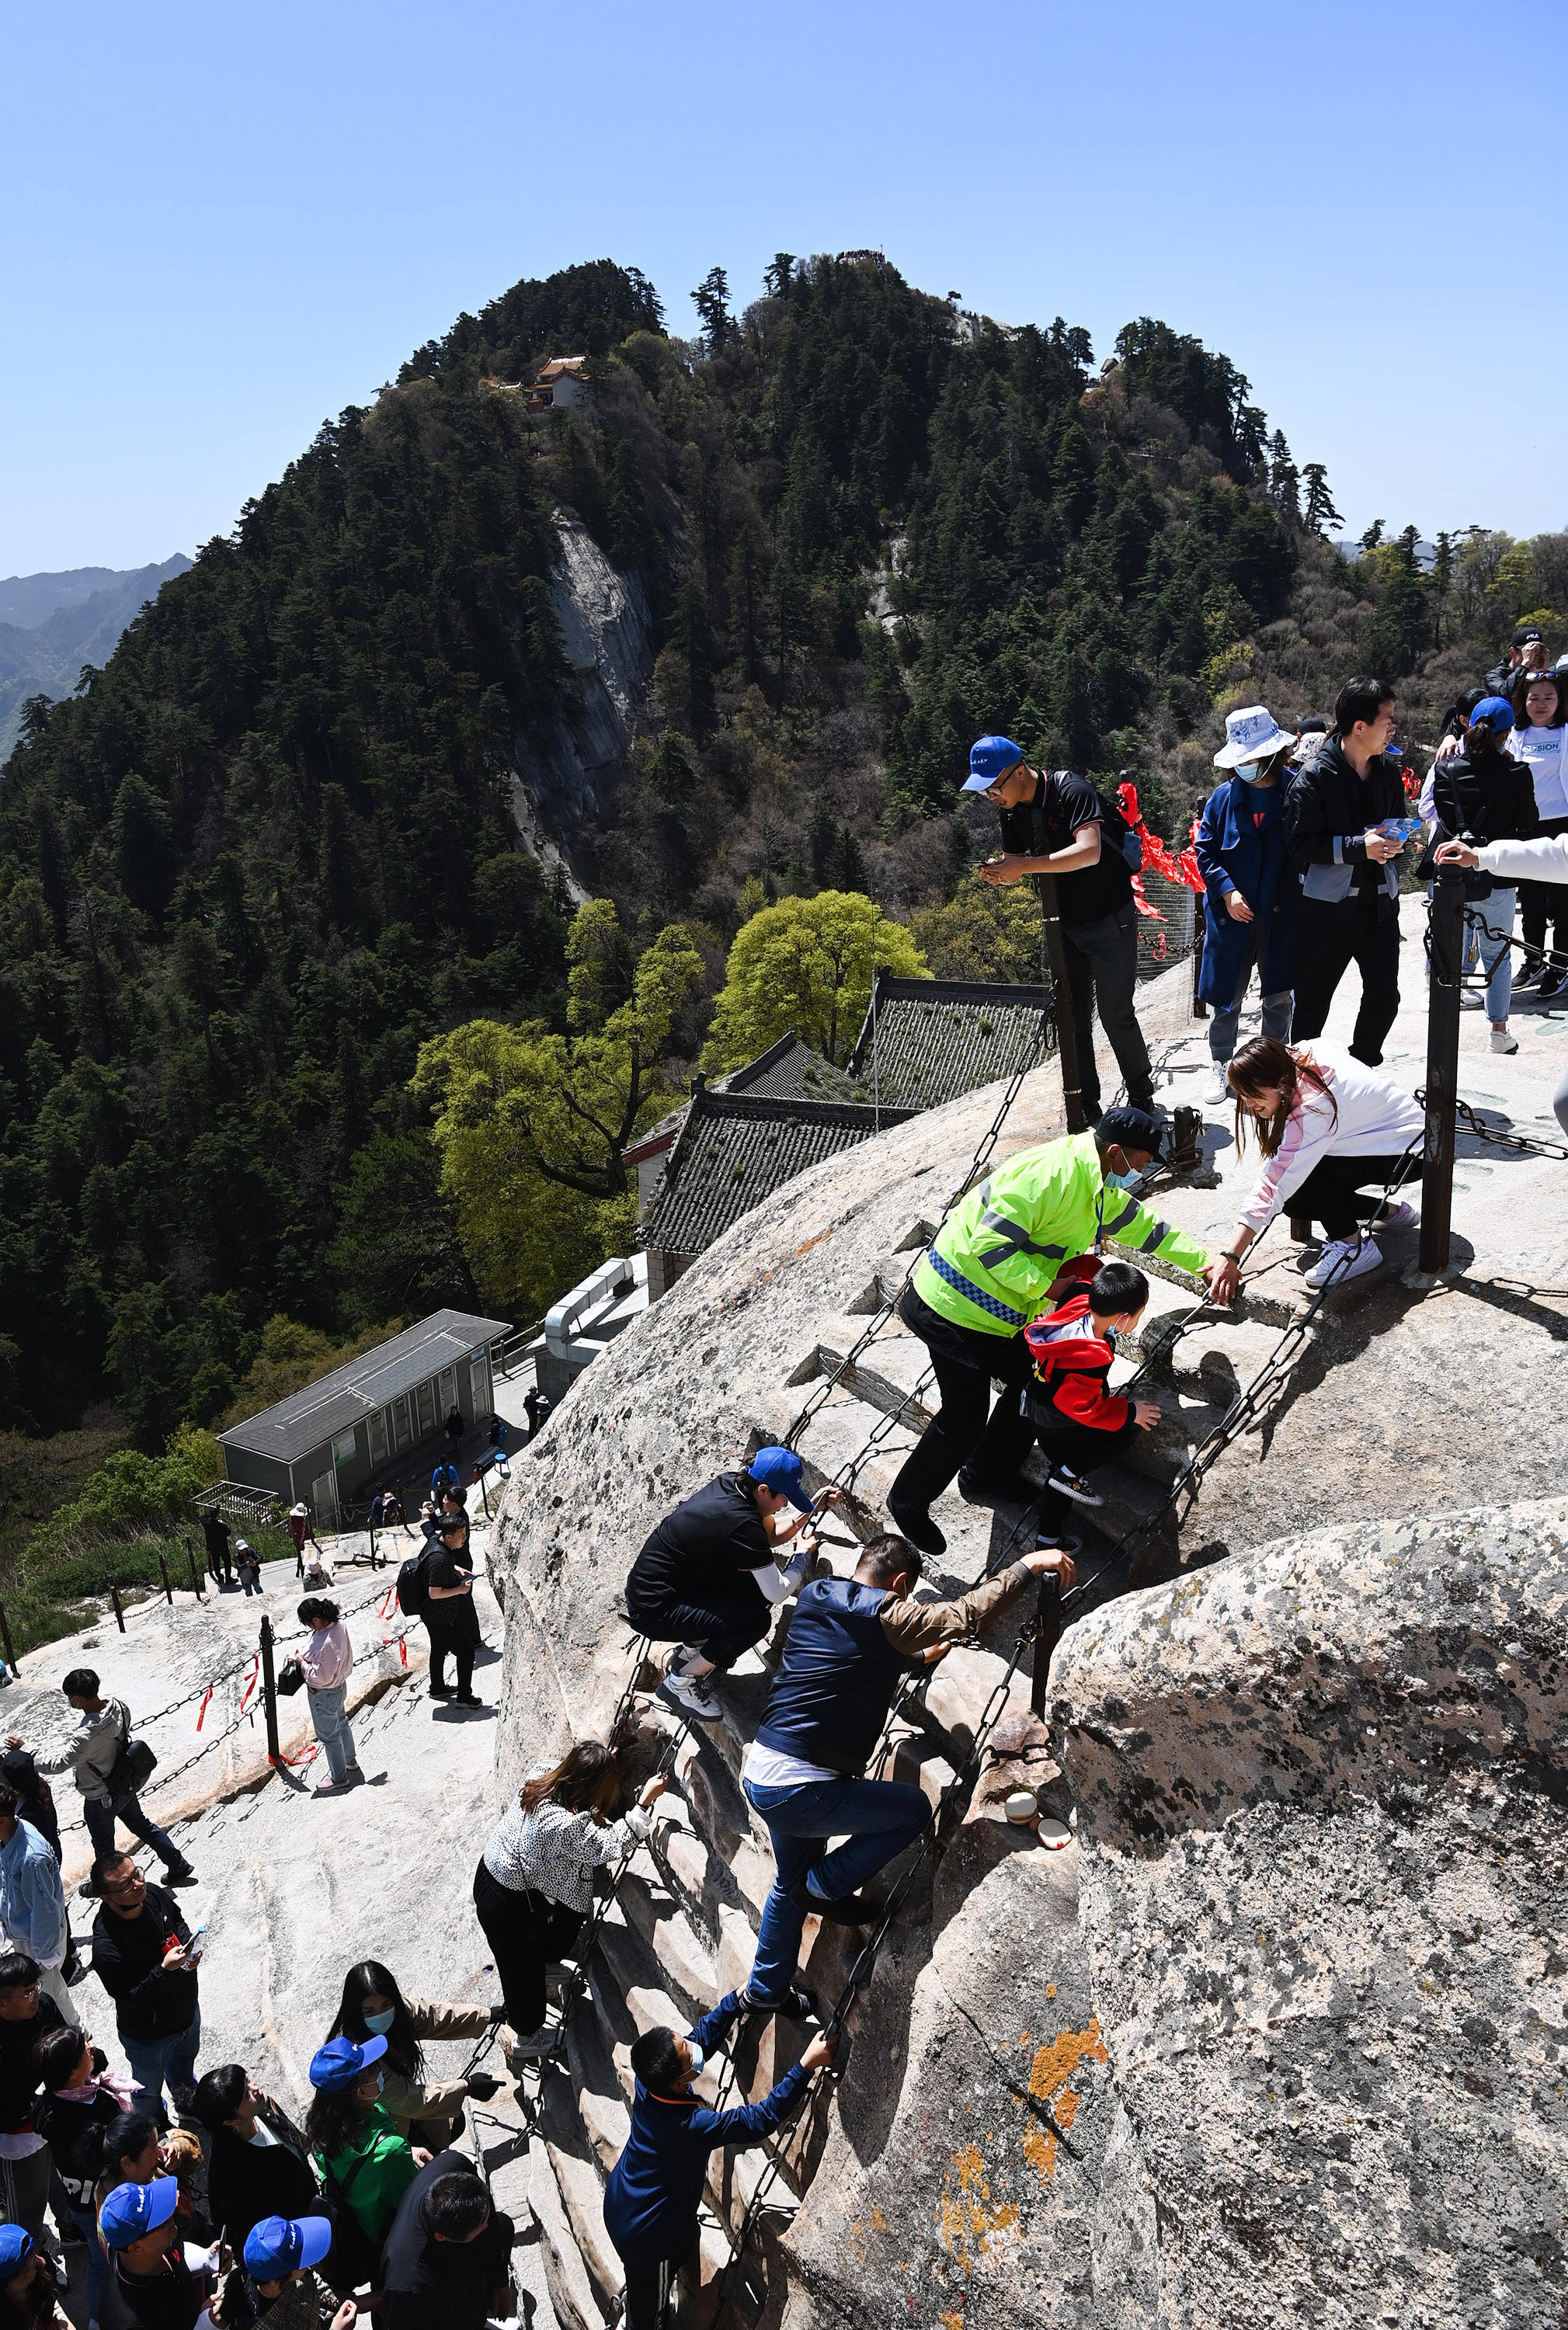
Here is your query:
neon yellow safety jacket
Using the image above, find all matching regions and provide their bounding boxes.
[911,1132,1210,1338]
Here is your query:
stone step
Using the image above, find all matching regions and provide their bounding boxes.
[592,1907,688,2042]
[528,2143,610,2330]
[919,1642,1030,1756]
[875,1720,959,1812]
[808,1337,936,1431]
[565,1994,632,2175]
[618,1864,723,2023]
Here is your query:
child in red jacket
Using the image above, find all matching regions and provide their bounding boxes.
[1024,1257,1163,1540]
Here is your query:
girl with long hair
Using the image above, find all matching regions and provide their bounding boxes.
[474,1741,666,2066]
[304,2036,427,2288]
[1509,668,1568,996]
[1207,1037,1424,1295]
[326,1960,495,2147]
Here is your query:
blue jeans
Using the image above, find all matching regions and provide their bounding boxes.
[1208,956,1292,1063]
[84,1791,189,1876]
[122,2008,200,2118]
[308,1682,356,1781]
[742,1776,931,2001]
[1464,886,1515,1022]
[70,2203,110,2324]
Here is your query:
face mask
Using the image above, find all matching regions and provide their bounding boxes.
[1104,1168,1140,1192]
[685,2045,705,2081]
[363,2010,396,2036]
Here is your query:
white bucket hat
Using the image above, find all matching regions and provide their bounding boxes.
[1213,704,1298,769]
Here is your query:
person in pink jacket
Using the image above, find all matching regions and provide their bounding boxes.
[297,1599,362,1796]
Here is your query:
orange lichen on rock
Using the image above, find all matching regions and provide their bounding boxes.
[934,2141,1021,2274]
[1014,2019,1108,2184]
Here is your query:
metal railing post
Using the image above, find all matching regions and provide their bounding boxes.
[157,1554,173,1607]
[1033,873,1086,1132]
[1415,868,1463,1280]
[259,1615,281,1765]
[110,1582,125,1633]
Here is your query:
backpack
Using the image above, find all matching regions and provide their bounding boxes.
[106,1706,158,1799]
[396,1551,432,1619]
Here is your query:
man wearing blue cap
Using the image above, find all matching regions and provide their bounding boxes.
[625,1452,841,1720]
[99,2175,210,2327]
[964,734,1154,1121]
[239,2214,356,2328]
[0,2224,67,2328]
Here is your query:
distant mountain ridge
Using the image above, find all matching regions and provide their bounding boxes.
[0,555,191,753]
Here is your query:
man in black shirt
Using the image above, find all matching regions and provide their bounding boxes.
[200,1508,232,1588]
[90,1856,201,2123]
[625,1448,836,1721]
[380,2154,513,2330]
[1285,675,1409,1064]
[966,735,1153,1120]
[424,1516,482,1708]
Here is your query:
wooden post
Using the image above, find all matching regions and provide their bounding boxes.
[0,1602,18,1676]
[157,1554,173,1607]
[259,1615,281,1765]
[1415,868,1464,1280]
[1033,874,1086,1132]
[110,1582,125,1634]
[186,1542,205,1599]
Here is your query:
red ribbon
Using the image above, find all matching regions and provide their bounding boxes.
[194,1685,214,1733]
[238,1655,259,1716]
[1118,781,1206,897]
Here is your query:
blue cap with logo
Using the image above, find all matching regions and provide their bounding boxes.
[0,2226,32,2272]
[746,1445,813,1513]
[1469,695,1514,733]
[961,736,1027,793]
[100,2176,179,2252]
[244,2215,334,2281]
[308,2033,387,2094]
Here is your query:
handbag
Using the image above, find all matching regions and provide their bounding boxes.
[276,1657,305,1697]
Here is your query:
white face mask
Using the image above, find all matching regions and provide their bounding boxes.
[685,2044,705,2082]
[363,2009,396,2036]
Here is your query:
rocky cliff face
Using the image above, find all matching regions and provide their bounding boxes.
[487,975,1566,2329]
[509,509,654,897]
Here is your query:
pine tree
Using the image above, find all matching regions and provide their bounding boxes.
[1269,429,1301,527]
[1302,462,1344,539]
[692,267,732,355]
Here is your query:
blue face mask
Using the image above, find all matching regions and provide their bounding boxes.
[363,2009,396,2036]
[1104,1168,1140,1192]
[686,2044,705,2081]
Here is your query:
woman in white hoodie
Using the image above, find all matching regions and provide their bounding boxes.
[1438,830,1568,1135]
[1206,1037,1426,1296]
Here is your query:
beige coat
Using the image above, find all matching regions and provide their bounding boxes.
[377,1993,492,2137]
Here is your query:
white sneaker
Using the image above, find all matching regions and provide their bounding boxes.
[1303,1236,1384,1289]
[1490,1027,1519,1054]
[659,1661,721,1721]
[1368,1199,1417,1232]
[1203,1069,1231,1107]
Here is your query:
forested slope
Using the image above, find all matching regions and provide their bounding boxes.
[2,252,1559,1445]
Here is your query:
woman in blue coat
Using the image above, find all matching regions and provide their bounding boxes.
[1195,704,1300,1106]
[603,1993,836,2325]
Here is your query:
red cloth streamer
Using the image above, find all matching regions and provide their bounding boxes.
[1118,781,1206,895]
[238,1655,259,1716]
[194,1685,214,1733]
[377,1584,398,1621]
[272,1740,318,1769]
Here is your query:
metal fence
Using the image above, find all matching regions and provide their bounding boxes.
[1135,868,1199,980]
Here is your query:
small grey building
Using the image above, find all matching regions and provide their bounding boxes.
[217,1308,511,1521]
[847,973,1055,1108]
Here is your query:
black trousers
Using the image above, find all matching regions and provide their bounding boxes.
[624,1584,770,1672]
[888,1286,1037,1517]
[1520,814,1568,961]
[1290,898,1401,1065]
[621,2254,679,2329]
[473,1858,586,2038]
[426,1626,475,1694]
[1030,1409,1137,1535]
[1287,1151,1419,1243]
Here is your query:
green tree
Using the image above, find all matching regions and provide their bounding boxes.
[111,774,172,915]
[329,1130,479,1323]
[692,266,733,354]
[703,892,929,1069]
[909,876,1045,982]
[1301,462,1343,539]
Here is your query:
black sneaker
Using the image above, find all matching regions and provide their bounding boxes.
[454,1692,482,1708]
[740,1982,819,2023]
[1034,1532,1083,1556]
[787,1880,877,1925]
[1536,970,1564,1000]
[1045,1466,1102,1508]
[428,1683,454,1699]
[886,1501,946,1559]
[165,1866,199,1888]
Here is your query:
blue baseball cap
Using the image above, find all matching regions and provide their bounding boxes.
[1469,695,1514,732]
[100,2176,179,2252]
[961,735,1027,793]
[0,2226,32,2273]
[308,2033,387,2093]
[746,1446,813,1513]
[244,2215,333,2280]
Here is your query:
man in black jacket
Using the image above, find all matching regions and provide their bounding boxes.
[90,1856,201,2123]
[380,2154,512,2330]
[966,735,1154,1120]
[1285,676,1409,1063]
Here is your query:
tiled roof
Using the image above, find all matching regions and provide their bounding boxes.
[218,1308,512,1462]
[624,1035,855,1167]
[638,1091,916,1262]
[845,975,1054,1110]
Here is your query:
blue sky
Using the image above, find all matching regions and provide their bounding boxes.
[5,0,1563,576]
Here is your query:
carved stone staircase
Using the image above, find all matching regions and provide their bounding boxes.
[523,1219,1319,2327]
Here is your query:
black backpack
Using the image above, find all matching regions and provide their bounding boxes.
[106,1707,158,1798]
[395,1551,432,1619]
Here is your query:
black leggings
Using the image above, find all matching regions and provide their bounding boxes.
[472,1859,585,2038]
[620,2254,680,2328]
[1288,1151,1419,1242]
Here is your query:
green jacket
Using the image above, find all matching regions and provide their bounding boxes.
[314,2103,419,2243]
[912,1132,1209,1337]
